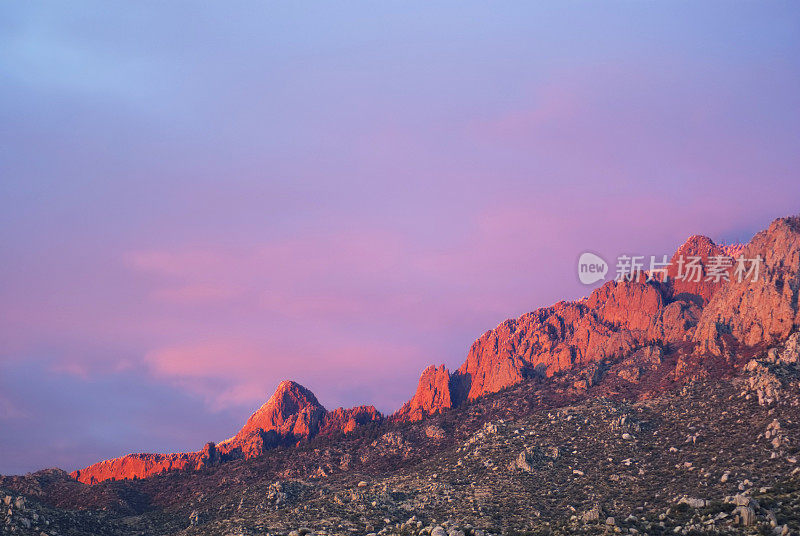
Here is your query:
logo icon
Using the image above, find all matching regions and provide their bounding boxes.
[578,252,608,285]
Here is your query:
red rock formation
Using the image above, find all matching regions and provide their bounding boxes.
[217,428,282,460]
[396,229,769,420]
[319,405,382,434]
[74,380,382,483]
[71,452,202,484]
[666,234,726,305]
[237,380,326,439]
[444,278,673,406]
[199,441,219,467]
[213,380,326,459]
[218,382,382,457]
[694,216,800,355]
[394,365,453,422]
[219,380,383,458]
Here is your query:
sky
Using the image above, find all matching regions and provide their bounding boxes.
[1,2,799,475]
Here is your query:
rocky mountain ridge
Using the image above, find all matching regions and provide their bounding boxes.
[398,216,799,421]
[71,381,382,484]
[3,329,800,535]
[70,215,800,486]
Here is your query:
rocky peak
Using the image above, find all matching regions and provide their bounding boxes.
[693,215,800,355]
[211,381,385,458]
[666,234,725,305]
[235,380,326,439]
[394,365,453,422]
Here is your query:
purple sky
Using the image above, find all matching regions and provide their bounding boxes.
[1,2,799,475]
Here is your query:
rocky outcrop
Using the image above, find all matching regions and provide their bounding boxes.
[609,345,663,384]
[214,380,327,460]
[447,278,672,404]
[71,452,202,484]
[319,405,382,435]
[694,216,800,355]
[198,441,219,468]
[218,382,382,458]
[738,332,800,406]
[394,365,453,422]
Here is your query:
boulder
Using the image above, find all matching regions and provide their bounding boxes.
[735,505,756,526]
[581,504,604,522]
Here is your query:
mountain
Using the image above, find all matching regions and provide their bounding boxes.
[69,215,800,486]
[5,332,800,535]
[214,380,327,460]
[71,380,382,484]
[394,215,800,420]
[234,380,325,438]
[217,380,382,459]
[694,216,800,355]
[3,214,800,536]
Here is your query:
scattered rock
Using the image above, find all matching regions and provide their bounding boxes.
[511,451,533,472]
[425,425,446,440]
[581,504,604,523]
[677,496,707,509]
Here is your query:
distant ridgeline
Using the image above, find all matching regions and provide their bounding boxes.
[73,215,800,484]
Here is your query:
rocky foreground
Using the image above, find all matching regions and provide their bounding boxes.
[2,215,800,535]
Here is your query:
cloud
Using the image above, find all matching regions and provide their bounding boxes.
[123,230,432,322]
[151,284,241,305]
[143,337,425,412]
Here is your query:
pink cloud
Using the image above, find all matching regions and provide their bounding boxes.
[123,231,430,322]
[151,283,241,305]
[125,249,236,278]
[143,337,426,411]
